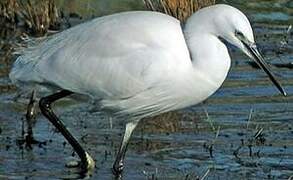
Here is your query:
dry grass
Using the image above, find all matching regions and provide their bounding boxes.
[143,0,215,22]
[19,0,60,36]
[0,0,61,37]
[138,111,182,133]
[0,0,19,38]
[0,0,19,23]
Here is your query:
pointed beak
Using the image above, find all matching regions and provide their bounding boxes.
[242,41,286,96]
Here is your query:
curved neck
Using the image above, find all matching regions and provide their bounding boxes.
[183,25,231,90]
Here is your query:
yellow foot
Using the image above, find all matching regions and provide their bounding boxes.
[65,152,95,170]
[85,152,95,170]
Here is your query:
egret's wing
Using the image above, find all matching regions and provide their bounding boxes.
[10,11,191,100]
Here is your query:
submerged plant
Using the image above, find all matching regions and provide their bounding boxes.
[143,0,216,22]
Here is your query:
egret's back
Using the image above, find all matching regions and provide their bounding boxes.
[10,11,191,100]
[9,11,197,118]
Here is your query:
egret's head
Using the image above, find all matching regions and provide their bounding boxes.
[214,5,254,54]
[211,5,286,96]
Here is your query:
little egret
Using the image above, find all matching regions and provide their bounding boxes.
[10,4,286,176]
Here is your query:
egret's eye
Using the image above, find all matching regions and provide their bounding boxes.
[235,30,251,45]
[235,31,244,39]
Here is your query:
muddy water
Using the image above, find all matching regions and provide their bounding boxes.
[0,0,293,179]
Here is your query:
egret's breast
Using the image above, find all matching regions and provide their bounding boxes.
[180,34,231,107]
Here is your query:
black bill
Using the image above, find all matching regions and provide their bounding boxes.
[243,41,287,96]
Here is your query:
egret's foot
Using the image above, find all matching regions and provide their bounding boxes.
[65,152,95,171]
[112,160,124,176]
[84,152,95,170]
[65,153,95,179]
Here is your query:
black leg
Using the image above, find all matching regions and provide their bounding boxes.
[112,121,138,176]
[39,90,95,172]
[25,90,38,148]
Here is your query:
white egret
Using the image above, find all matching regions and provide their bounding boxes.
[9,4,286,176]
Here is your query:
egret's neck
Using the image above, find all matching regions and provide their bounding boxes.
[183,26,231,92]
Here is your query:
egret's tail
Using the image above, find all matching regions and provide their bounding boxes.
[9,56,40,85]
[9,35,49,85]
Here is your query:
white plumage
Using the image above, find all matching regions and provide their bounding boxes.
[10,6,237,119]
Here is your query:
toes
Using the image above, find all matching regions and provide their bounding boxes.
[112,162,123,176]
[65,153,95,171]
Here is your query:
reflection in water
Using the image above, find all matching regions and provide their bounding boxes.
[140,112,183,134]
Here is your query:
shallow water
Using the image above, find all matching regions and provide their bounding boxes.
[0,0,293,179]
